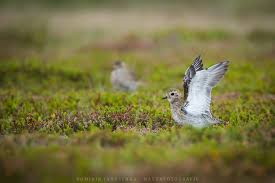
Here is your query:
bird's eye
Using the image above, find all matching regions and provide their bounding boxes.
[171,93,174,96]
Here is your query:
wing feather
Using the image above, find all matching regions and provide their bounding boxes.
[183,55,203,100]
[183,61,229,115]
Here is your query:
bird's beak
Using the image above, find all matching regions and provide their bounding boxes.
[162,96,167,100]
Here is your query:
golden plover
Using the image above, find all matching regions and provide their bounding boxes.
[163,55,229,127]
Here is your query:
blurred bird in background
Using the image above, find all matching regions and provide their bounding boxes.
[110,61,140,92]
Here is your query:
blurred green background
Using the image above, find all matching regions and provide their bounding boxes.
[0,0,275,59]
[0,1,274,183]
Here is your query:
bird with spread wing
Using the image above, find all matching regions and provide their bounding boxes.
[163,55,229,127]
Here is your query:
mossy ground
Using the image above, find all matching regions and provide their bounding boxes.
[0,7,275,183]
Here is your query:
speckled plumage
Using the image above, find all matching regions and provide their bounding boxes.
[164,56,229,128]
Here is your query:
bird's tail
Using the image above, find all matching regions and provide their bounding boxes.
[202,114,228,126]
[211,117,228,126]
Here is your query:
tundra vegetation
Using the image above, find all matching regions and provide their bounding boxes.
[0,1,274,182]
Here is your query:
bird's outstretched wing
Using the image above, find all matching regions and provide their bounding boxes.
[183,55,204,100]
[183,61,229,116]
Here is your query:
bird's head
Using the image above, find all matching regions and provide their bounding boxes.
[113,61,125,69]
[162,89,182,104]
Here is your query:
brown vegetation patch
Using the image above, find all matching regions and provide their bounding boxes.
[132,157,273,183]
[82,34,155,52]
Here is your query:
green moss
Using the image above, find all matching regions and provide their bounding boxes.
[153,28,233,42]
[0,26,274,182]
[247,29,275,43]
